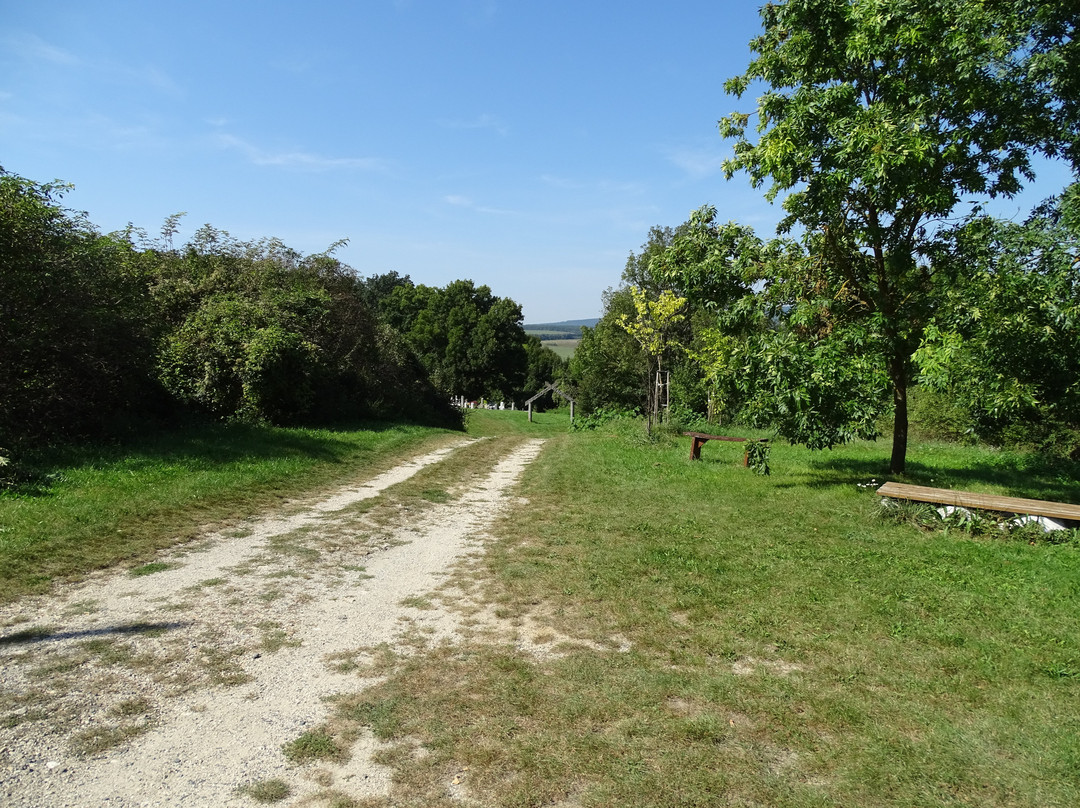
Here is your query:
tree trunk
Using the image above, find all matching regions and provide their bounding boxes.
[889,354,908,474]
[645,356,655,436]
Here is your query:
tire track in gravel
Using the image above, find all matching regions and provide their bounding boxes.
[0,436,547,807]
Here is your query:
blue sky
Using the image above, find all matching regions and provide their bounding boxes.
[2,1,1074,323]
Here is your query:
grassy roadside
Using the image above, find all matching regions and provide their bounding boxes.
[0,419,461,603]
[332,411,1080,808]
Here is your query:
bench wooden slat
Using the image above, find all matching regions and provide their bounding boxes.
[683,432,768,463]
[876,481,1080,521]
[683,432,750,442]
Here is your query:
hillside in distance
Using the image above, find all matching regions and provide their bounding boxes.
[523,318,599,340]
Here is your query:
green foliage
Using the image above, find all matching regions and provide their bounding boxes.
[662,403,709,435]
[1,167,466,440]
[905,386,975,443]
[569,405,641,432]
[0,170,161,445]
[648,205,755,308]
[147,229,341,424]
[384,279,528,402]
[158,288,324,422]
[735,320,892,449]
[617,287,687,361]
[743,440,770,476]
[916,186,1080,456]
[717,0,1080,473]
[568,287,648,414]
[521,335,568,410]
[621,223,681,294]
[317,265,459,426]
[645,208,891,447]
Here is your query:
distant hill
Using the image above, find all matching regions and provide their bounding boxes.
[523,318,599,340]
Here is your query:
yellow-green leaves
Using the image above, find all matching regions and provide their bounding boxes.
[617,287,687,361]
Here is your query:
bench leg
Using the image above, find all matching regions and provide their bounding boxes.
[690,436,706,461]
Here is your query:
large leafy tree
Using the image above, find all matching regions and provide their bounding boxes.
[916,185,1080,453]
[721,0,1079,472]
[569,287,649,414]
[385,279,528,401]
[521,335,567,404]
[648,206,879,436]
[617,287,688,431]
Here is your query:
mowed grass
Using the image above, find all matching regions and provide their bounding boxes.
[465,406,573,437]
[341,412,1080,807]
[541,338,579,359]
[0,419,457,603]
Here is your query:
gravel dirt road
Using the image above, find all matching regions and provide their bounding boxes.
[0,436,546,807]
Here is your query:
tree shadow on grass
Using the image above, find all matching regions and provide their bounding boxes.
[0,621,190,647]
[778,452,1080,503]
[2,417,426,497]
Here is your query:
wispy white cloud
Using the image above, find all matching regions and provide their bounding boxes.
[216,134,389,171]
[663,145,728,179]
[3,32,79,65]
[137,65,183,96]
[4,31,182,97]
[437,113,508,136]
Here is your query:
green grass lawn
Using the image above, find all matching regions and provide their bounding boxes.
[0,419,457,603]
[345,412,1080,807]
[3,409,1078,806]
[541,338,580,359]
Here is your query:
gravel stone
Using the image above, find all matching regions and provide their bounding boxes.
[0,438,545,807]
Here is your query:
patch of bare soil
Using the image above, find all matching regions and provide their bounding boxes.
[0,437,546,807]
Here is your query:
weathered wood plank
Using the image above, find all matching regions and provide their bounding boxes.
[683,432,768,462]
[683,432,750,442]
[876,481,1080,521]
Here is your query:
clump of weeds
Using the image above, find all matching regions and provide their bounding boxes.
[235,778,292,803]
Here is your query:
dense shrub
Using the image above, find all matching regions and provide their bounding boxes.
[0,171,161,445]
[0,170,475,445]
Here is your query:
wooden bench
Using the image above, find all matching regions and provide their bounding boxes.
[875,481,1080,522]
[683,432,769,464]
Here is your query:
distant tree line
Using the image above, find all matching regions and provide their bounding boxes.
[1,169,566,452]
[524,322,593,340]
[568,0,1080,468]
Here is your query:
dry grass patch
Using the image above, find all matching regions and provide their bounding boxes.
[69,721,153,757]
[129,561,181,577]
[258,621,301,653]
[235,777,292,803]
[283,729,348,764]
[307,413,1080,807]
